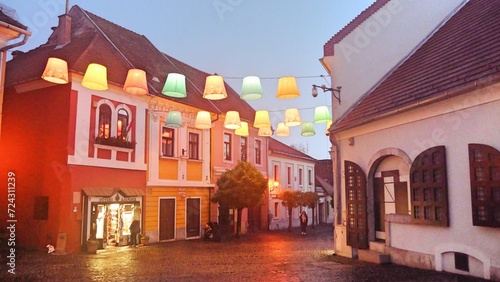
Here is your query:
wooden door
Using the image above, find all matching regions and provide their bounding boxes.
[186,198,200,238]
[159,199,175,241]
[345,161,368,249]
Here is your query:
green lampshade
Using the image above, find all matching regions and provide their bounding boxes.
[301,121,316,137]
[165,111,183,128]
[162,73,186,98]
[314,106,331,123]
[240,76,264,100]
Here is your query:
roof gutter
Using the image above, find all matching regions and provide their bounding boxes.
[0,21,31,52]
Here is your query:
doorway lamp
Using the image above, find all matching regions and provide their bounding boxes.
[311,84,342,104]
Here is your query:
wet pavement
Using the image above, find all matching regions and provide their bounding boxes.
[1,224,488,281]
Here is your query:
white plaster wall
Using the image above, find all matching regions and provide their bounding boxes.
[325,0,465,120]
[334,84,500,270]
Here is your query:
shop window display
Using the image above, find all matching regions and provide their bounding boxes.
[92,203,138,247]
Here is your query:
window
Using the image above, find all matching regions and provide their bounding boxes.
[468,144,500,228]
[223,133,232,161]
[274,164,279,183]
[274,202,279,217]
[161,127,174,157]
[189,132,199,160]
[410,146,449,226]
[287,166,292,186]
[298,168,303,186]
[308,169,313,185]
[117,109,129,140]
[255,139,261,165]
[98,104,111,138]
[240,137,247,161]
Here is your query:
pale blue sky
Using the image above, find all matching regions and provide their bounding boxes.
[2,0,375,159]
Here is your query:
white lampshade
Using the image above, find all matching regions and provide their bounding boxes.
[234,121,249,136]
[203,74,227,100]
[284,108,302,127]
[224,111,241,129]
[123,69,148,95]
[194,111,212,129]
[240,76,263,100]
[41,57,69,84]
[258,126,273,137]
[301,121,316,137]
[82,63,108,90]
[314,106,331,123]
[253,110,271,128]
[276,122,290,137]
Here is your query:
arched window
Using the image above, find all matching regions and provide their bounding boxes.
[117,109,129,140]
[98,104,112,138]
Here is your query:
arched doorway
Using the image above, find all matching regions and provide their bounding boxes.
[367,149,411,242]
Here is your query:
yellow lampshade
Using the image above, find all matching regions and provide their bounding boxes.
[41,57,69,84]
[240,76,264,100]
[276,76,299,98]
[123,69,148,95]
[165,111,183,128]
[276,122,290,137]
[162,73,186,98]
[325,120,333,136]
[224,111,241,129]
[258,126,273,137]
[235,121,249,136]
[203,74,227,100]
[253,110,271,128]
[314,106,331,123]
[82,63,108,90]
[301,121,316,137]
[194,111,212,129]
[284,108,302,127]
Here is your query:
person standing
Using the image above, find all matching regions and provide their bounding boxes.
[300,211,308,235]
[129,219,140,247]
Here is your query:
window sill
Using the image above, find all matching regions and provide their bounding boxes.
[94,144,134,153]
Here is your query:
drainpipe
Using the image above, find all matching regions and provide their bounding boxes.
[0,21,31,140]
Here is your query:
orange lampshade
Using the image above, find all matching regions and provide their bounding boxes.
[253,110,271,129]
[203,74,227,100]
[284,108,302,127]
[82,63,108,90]
[194,111,212,129]
[123,69,148,95]
[258,126,273,137]
[234,121,249,136]
[224,111,241,129]
[41,57,69,84]
[325,120,333,136]
[276,76,299,98]
[276,122,290,137]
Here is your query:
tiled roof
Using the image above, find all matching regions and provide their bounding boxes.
[331,0,500,133]
[5,5,256,120]
[323,0,388,57]
[0,6,28,30]
[268,138,316,162]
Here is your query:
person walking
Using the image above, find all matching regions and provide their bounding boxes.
[300,211,308,235]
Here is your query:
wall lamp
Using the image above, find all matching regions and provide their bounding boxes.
[312,84,342,104]
[270,181,279,192]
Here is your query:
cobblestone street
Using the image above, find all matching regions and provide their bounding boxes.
[1,224,487,281]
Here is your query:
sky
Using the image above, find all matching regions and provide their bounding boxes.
[1,0,375,159]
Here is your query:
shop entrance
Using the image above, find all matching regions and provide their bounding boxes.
[91,202,140,247]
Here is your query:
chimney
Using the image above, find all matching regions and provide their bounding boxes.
[56,13,72,46]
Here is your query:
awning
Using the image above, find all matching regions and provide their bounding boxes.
[82,187,145,197]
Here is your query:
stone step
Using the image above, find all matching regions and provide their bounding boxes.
[369,241,386,253]
[358,249,391,264]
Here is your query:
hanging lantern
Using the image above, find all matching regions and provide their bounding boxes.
[165,111,183,128]
[314,106,331,123]
[41,57,69,84]
[240,76,264,100]
[325,120,333,136]
[123,69,148,95]
[224,111,241,129]
[284,108,302,127]
[276,76,299,98]
[203,74,227,100]
[258,126,273,137]
[194,111,212,129]
[162,73,186,98]
[253,110,271,129]
[301,121,316,137]
[82,63,108,90]
[276,122,290,137]
[235,121,249,136]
